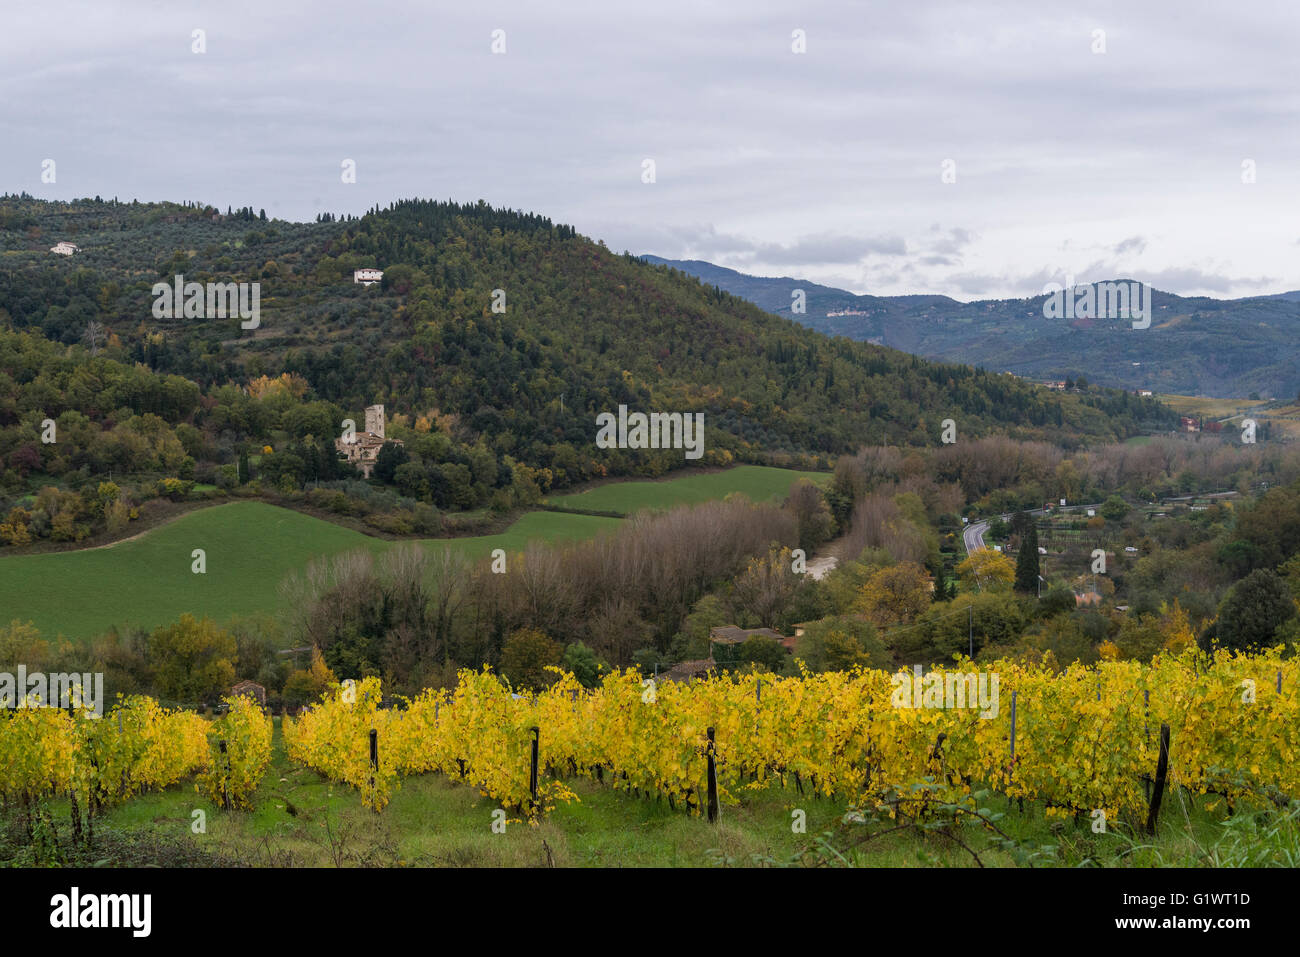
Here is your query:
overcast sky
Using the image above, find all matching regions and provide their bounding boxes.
[4,0,1298,300]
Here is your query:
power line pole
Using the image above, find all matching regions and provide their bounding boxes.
[968,604,973,659]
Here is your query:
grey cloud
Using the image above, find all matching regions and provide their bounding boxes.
[625,227,908,269]
[3,0,1296,299]
[923,227,976,259]
[744,233,908,266]
[1131,267,1277,294]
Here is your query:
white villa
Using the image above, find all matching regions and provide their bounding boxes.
[50,241,80,256]
[354,268,383,286]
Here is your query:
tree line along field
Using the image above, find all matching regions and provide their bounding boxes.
[0,466,820,643]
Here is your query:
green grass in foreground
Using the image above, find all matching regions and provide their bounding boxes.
[0,503,618,643]
[544,465,829,515]
[11,718,1291,868]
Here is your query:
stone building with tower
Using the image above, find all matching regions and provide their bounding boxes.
[336,404,402,478]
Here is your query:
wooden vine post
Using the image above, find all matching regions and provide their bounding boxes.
[706,727,719,823]
[528,726,540,813]
[1144,723,1171,835]
[368,728,378,813]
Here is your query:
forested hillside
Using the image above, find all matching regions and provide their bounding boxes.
[0,195,1175,546]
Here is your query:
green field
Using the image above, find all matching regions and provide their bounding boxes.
[1157,393,1268,418]
[544,465,829,515]
[0,503,619,642]
[1,465,822,642]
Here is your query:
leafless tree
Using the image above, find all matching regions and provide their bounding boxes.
[82,320,105,356]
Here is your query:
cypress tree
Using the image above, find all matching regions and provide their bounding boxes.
[1015,524,1040,594]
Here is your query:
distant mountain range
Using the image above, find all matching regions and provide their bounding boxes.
[642,256,1300,399]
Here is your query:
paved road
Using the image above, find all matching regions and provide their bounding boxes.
[962,503,1105,555]
[963,519,991,553]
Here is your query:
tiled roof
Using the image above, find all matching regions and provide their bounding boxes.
[709,625,789,644]
[659,659,715,682]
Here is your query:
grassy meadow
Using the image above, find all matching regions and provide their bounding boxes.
[1156,394,1268,419]
[544,465,829,515]
[0,502,618,643]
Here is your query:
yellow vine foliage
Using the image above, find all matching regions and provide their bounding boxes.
[283,651,1300,827]
[0,695,267,812]
[284,672,577,815]
[4,650,1298,828]
[197,695,273,810]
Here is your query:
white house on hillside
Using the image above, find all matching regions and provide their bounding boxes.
[50,241,80,256]
[354,268,383,285]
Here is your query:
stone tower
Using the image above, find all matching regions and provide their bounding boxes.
[365,404,385,439]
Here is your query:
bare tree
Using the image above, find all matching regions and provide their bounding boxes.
[82,320,105,356]
[425,546,469,665]
[730,547,799,629]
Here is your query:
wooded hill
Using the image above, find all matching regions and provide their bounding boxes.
[1,195,1174,503]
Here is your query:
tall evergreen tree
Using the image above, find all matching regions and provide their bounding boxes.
[1015,524,1040,593]
[1214,569,1295,652]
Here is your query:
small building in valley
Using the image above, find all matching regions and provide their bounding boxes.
[336,403,403,478]
[709,625,797,653]
[657,659,716,684]
[50,241,79,256]
[229,679,266,706]
[354,267,383,285]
